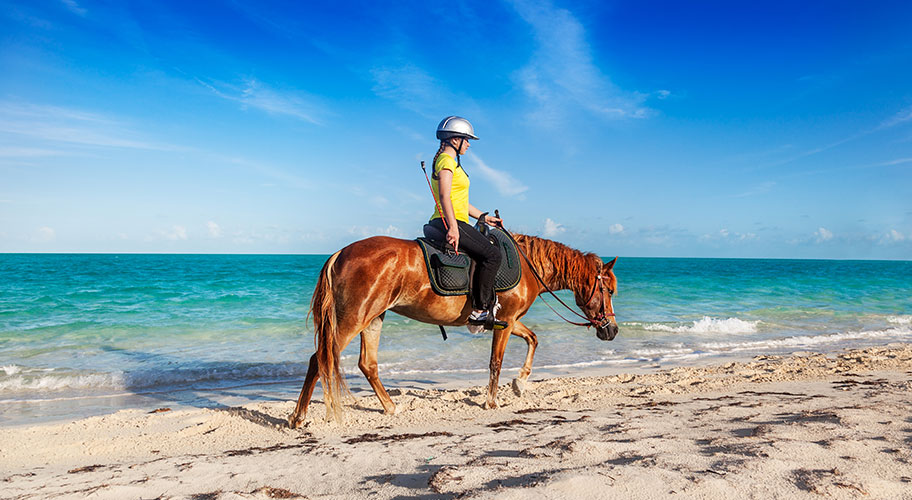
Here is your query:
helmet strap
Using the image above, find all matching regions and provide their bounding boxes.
[455,138,464,168]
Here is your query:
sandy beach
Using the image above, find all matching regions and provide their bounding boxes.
[2,343,911,499]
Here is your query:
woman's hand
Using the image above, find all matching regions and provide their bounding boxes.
[484,214,502,228]
[446,225,460,253]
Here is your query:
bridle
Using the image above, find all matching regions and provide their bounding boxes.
[585,274,616,329]
[502,228,615,329]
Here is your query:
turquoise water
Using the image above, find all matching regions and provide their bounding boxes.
[1,254,911,425]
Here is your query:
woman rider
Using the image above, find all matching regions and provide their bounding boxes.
[428,116,505,332]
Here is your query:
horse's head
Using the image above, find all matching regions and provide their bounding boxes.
[575,257,619,341]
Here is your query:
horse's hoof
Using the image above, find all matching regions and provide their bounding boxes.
[485,400,499,409]
[382,404,398,415]
[511,378,526,397]
[287,414,304,429]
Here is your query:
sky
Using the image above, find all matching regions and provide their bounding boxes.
[1,0,911,259]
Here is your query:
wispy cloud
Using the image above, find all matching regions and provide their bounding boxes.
[509,0,650,124]
[60,0,87,16]
[877,105,912,130]
[369,63,477,118]
[542,218,566,237]
[371,64,439,115]
[220,156,312,190]
[465,153,529,197]
[197,78,325,125]
[732,181,776,198]
[866,157,912,168]
[608,223,624,234]
[0,102,184,151]
[0,146,75,157]
[766,106,912,169]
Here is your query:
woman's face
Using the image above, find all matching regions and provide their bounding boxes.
[451,137,471,155]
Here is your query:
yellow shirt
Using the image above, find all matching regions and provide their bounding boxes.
[430,153,470,223]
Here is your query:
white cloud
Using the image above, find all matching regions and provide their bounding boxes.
[165,225,188,241]
[814,227,833,242]
[207,221,222,238]
[655,90,671,100]
[348,225,405,238]
[542,218,566,237]
[699,228,758,242]
[197,78,324,125]
[509,0,650,124]
[608,223,624,234]
[882,229,906,243]
[465,153,529,197]
[35,227,55,242]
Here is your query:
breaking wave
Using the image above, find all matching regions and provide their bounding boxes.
[639,316,760,334]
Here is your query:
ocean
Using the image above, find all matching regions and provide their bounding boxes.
[1,254,910,426]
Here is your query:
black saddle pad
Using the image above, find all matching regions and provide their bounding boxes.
[416,226,522,296]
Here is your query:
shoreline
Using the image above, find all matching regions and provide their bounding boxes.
[2,343,912,498]
[3,330,909,428]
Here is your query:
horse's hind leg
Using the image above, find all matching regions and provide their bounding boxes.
[288,352,320,429]
[510,321,538,397]
[358,313,396,414]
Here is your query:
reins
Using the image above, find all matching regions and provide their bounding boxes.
[495,214,614,329]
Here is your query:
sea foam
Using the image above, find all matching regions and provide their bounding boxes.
[0,362,311,396]
[887,315,912,325]
[642,316,760,334]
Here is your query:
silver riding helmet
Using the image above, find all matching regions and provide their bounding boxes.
[436,116,479,140]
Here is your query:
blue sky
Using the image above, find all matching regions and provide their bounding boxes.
[1,0,910,259]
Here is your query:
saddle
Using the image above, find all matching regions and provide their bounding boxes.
[416,222,522,297]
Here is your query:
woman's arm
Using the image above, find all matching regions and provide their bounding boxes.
[437,169,461,251]
[468,203,502,226]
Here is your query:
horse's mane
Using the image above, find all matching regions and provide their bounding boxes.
[511,233,603,293]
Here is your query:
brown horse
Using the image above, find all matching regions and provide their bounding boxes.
[288,232,618,427]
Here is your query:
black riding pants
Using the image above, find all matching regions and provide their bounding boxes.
[429,218,502,310]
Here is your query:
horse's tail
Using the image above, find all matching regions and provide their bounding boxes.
[310,250,346,422]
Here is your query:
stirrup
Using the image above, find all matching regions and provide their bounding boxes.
[467,309,507,331]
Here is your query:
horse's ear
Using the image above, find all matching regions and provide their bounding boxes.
[603,256,618,271]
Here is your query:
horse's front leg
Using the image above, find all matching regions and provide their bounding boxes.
[486,326,512,409]
[509,321,538,397]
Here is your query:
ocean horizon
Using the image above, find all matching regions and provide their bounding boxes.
[2,253,910,426]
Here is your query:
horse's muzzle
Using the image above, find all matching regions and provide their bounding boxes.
[595,323,618,341]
